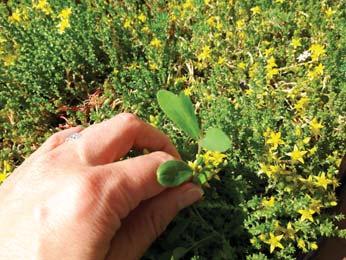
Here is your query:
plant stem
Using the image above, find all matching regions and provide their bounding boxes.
[192,142,202,183]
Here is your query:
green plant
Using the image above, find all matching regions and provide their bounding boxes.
[1,0,345,259]
[156,90,231,187]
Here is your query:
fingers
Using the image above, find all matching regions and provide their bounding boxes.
[31,126,83,158]
[65,113,180,165]
[105,183,203,260]
[99,151,176,220]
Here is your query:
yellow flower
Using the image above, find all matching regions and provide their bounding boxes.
[33,0,52,15]
[262,196,275,207]
[57,18,71,34]
[264,47,274,57]
[203,93,213,101]
[183,87,193,96]
[266,56,279,79]
[294,96,309,113]
[275,0,285,3]
[310,242,318,250]
[149,61,158,71]
[236,19,245,30]
[308,64,324,80]
[267,67,279,79]
[207,16,216,27]
[287,145,307,164]
[57,7,72,34]
[198,46,211,61]
[267,56,277,68]
[216,21,223,31]
[251,6,261,15]
[298,208,315,222]
[314,63,324,75]
[58,7,72,20]
[237,62,246,70]
[182,0,194,10]
[314,172,332,190]
[266,131,285,150]
[123,18,132,29]
[245,89,253,95]
[264,233,284,253]
[141,26,150,33]
[310,117,323,136]
[259,163,284,178]
[259,163,270,175]
[309,43,326,61]
[150,38,162,48]
[9,9,22,23]
[137,13,147,23]
[297,239,306,251]
[325,7,336,18]
[291,38,302,48]
[217,57,226,65]
[203,151,226,167]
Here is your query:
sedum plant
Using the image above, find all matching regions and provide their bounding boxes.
[156,90,231,187]
[1,0,345,259]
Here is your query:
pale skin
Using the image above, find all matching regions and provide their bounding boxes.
[0,113,203,260]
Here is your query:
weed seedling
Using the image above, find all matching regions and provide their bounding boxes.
[156,90,231,187]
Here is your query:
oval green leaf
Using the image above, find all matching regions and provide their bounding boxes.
[157,160,193,187]
[200,127,231,152]
[157,90,201,140]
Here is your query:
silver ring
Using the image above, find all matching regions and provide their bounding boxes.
[65,133,82,142]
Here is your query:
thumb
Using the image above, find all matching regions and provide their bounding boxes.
[106,183,203,260]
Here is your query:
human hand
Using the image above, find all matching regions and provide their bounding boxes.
[0,113,203,260]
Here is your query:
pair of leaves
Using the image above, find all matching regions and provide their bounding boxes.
[157,90,231,152]
[156,90,232,187]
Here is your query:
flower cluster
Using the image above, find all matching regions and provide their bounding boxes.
[57,8,72,34]
[188,150,227,186]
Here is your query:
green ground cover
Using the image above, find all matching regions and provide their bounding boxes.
[1,0,345,259]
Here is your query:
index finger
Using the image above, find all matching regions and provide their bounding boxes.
[63,113,180,165]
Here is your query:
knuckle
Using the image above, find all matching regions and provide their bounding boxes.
[117,113,139,125]
[70,171,105,218]
[39,150,60,165]
[46,132,64,148]
[71,168,122,227]
[115,113,141,136]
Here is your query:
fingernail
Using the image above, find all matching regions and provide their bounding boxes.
[178,186,204,210]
